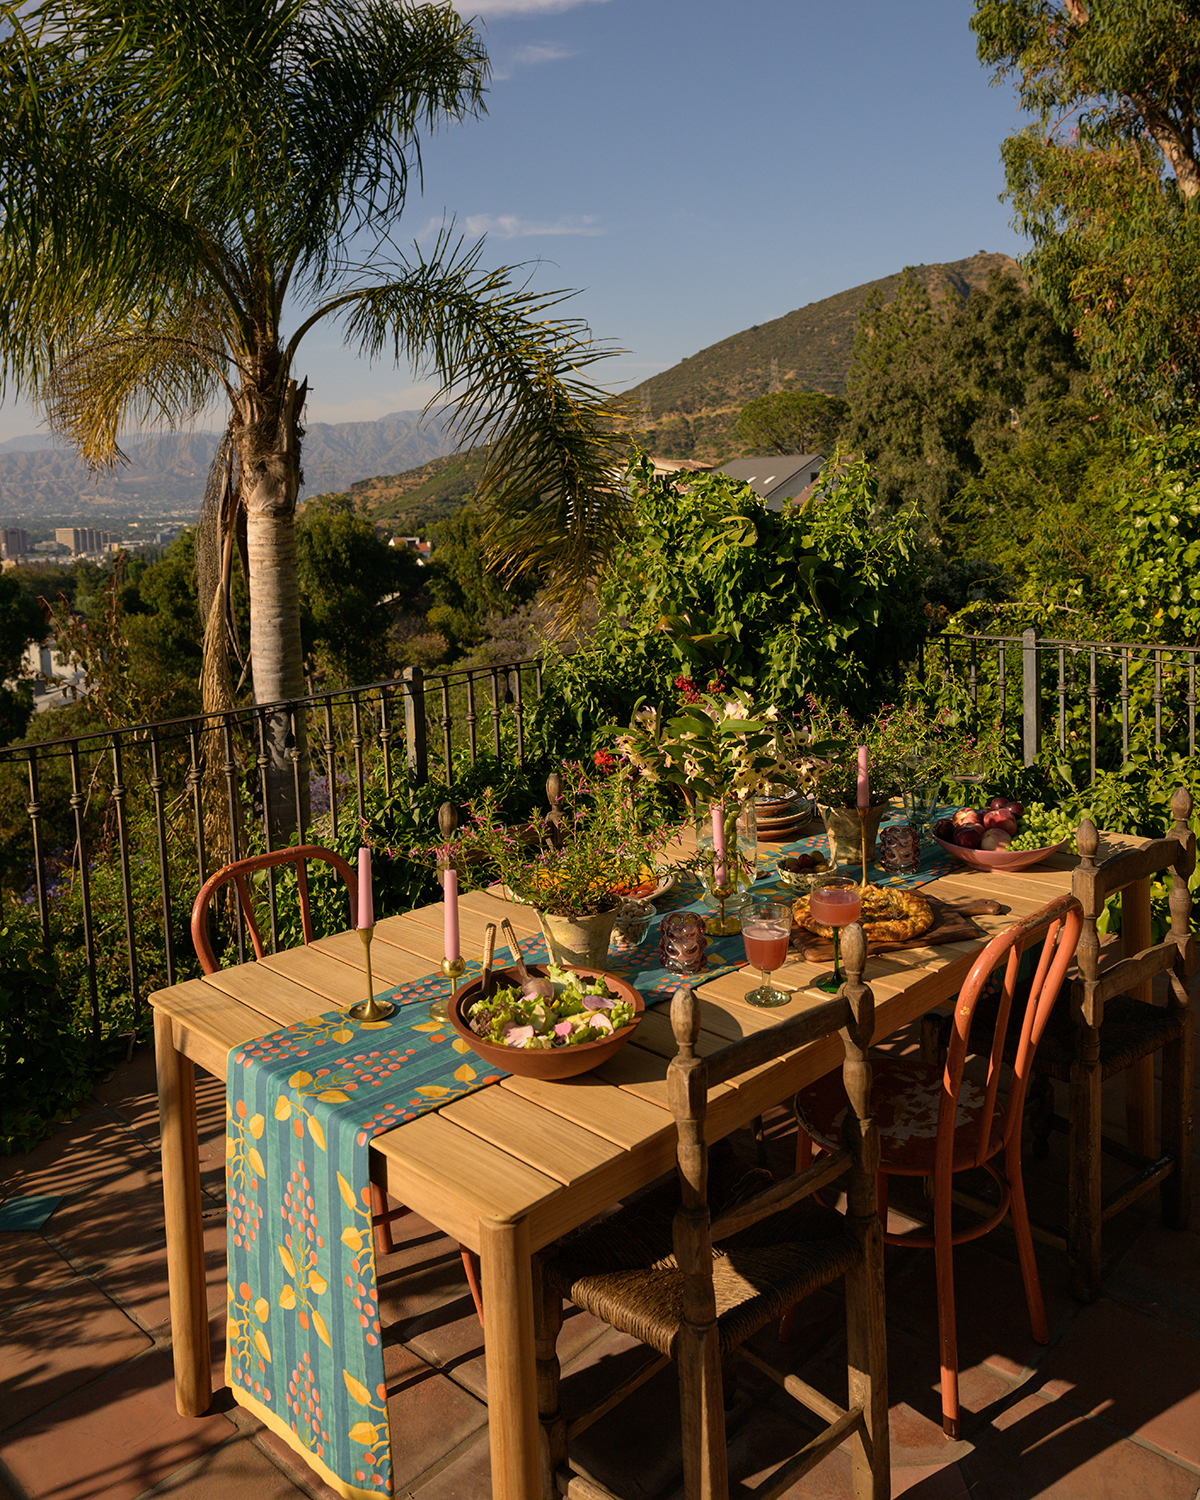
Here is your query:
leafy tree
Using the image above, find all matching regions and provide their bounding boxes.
[736,390,848,455]
[973,0,1200,419]
[844,269,1084,527]
[295,494,422,685]
[0,571,45,743]
[0,0,627,832]
[424,503,539,654]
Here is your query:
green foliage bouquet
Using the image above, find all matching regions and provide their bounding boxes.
[451,760,672,920]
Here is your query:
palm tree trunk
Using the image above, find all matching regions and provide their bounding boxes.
[240,377,310,843]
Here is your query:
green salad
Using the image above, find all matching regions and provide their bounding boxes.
[466,964,637,1050]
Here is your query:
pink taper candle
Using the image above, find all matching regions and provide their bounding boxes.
[711,803,727,887]
[442,865,460,963]
[357,846,374,928]
[856,746,870,810]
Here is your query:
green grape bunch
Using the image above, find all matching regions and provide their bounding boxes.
[1009,802,1077,853]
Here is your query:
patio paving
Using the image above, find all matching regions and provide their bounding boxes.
[2,1032,1198,1500]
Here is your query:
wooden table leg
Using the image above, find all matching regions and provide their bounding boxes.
[1121,875,1156,1158]
[479,1216,540,1500]
[155,1009,213,1417]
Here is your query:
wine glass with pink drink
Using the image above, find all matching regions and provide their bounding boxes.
[741,899,792,1008]
[809,875,862,994]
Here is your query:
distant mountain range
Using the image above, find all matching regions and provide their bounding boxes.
[0,252,1023,523]
[0,410,458,526]
[625,251,1021,462]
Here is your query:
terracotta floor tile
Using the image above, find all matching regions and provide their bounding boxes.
[379,1336,489,1493]
[566,1356,683,1500]
[89,1219,228,1334]
[1038,1297,1200,1465]
[1104,1221,1200,1337]
[961,1389,1200,1499]
[402,1429,493,1499]
[0,1231,77,1303]
[0,1275,152,1432]
[0,1346,233,1500]
[133,1429,312,1498]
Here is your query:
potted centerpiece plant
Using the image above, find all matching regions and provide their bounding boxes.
[615,687,796,929]
[458,761,672,968]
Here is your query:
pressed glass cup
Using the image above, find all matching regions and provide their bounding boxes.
[741,899,792,1008]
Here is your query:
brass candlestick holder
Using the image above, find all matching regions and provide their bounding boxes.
[430,955,466,1023]
[348,926,395,1021]
[858,806,870,893]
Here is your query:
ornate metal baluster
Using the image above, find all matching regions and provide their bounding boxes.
[255,708,280,949]
[148,727,176,988]
[349,691,368,828]
[1088,649,1099,785]
[1189,654,1197,757]
[1057,645,1067,752]
[187,722,206,886]
[465,672,478,763]
[27,753,49,946]
[490,668,502,760]
[1120,649,1131,759]
[379,687,393,798]
[287,705,305,844]
[110,734,142,1033]
[996,645,1006,738]
[512,667,525,767]
[440,674,453,775]
[535,657,544,698]
[68,741,100,1040]
[221,714,247,963]
[1153,650,1163,748]
[322,698,339,838]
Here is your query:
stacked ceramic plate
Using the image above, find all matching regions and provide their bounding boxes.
[754,786,814,843]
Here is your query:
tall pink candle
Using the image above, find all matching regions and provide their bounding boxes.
[711,803,727,887]
[357,846,374,928]
[442,865,460,962]
[857,746,870,810]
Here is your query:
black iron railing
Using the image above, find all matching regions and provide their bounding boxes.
[0,658,545,1046]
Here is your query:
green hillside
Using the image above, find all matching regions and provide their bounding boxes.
[626,251,1021,462]
[351,449,490,533]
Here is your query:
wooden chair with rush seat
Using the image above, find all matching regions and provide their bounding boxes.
[792,893,1083,1439]
[190,844,484,1321]
[1029,793,1195,1303]
[533,923,889,1500]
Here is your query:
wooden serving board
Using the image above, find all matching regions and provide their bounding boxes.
[790,895,1006,961]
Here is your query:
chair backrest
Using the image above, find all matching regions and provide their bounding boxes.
[1072,787,1196,1028]
[668,923,879,1306]
[190,844,359,974]
[941,893,1083,1174]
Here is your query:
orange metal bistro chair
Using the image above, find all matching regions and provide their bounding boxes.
[792,893,1083,1439]
[191,844,484,1322]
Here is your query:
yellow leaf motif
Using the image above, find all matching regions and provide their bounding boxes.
[247,1148,266,1178]
[303,1016,326,1028]
[348,1421,378,1445]
[453,1063,477,1083]
[227,1317,240,1342]
[359,1020,389,1030]
[331,1028,354,1043]
[278,1245,296,1278]
[341,1226,364,1251]
[274,1096,293,1120]
[410,1021,442,1033]
[312,1310,331,1348]
[278,1285,297,1310]
[226,1100,233,1121]
[415,1085,451,1098]
[316,1089,350,1103]
[307,1116,327,1151]
[248,1113,265,1139]
[253,1329,271,1363]
[337,1172,357,1210]
[288,1070,313,1087]
[225,1137,236,1159]
[451,1038,472,1054]
[343,1370,372,1406]
[254,1297,270,1323]
[308,1270,328,1295]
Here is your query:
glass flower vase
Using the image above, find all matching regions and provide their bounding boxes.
[695,797,758,934]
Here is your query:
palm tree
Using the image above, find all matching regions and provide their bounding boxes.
[0,0,628,831]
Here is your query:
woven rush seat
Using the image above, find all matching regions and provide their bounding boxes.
[1032,991,1187,1082]
[545,1166,860,1359]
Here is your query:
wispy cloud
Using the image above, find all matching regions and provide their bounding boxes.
[454,0,611,16]
[460,213,603,239]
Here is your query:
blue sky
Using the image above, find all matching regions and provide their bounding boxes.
[0,0,1030,442]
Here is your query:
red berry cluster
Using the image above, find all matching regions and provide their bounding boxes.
[287,1352,328,1455]
[282,1164,324,1251]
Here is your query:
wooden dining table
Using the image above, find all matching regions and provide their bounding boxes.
[151,830,1150,1500]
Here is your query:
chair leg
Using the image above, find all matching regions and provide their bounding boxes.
[1006,1138,1048,1344]
[533,1258,566,1500]
[369,1181,394,1258]
[845,1215,890,1499]
[1161,1011,1194,1230]
[781,1128,815,1341]
[1068,1045,1104,1303]
[933,1176,960,1440]
[460,1246,485,1325]
[676,1320,728,1500]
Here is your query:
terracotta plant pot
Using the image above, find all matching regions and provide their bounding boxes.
[818,801,891,867]
[537,907,618,968]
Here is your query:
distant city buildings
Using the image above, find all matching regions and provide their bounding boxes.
[390,535,432,564]
[1,526,28,560]
[55,526,115,556]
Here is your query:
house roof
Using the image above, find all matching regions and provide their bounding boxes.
[715,452,824,509]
